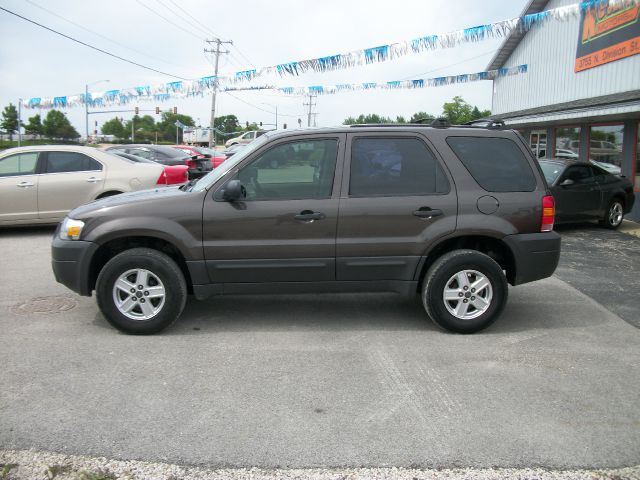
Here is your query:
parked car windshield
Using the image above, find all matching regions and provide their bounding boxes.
[194,147,220,156]
[539,161,564,184]
[192,134,270,192]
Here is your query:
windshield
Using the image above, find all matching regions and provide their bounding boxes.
[539,161,564,185]
[195,147,218,156]
[191,134,270,192]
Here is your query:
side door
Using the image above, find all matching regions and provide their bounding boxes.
[37,151,105,220]
[336,134,457,281]
[202,134,345,283]
[552,164,600,221]
[0,151,41,223]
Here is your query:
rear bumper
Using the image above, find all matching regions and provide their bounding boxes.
[51,236,98,296]
[503,231,561,286]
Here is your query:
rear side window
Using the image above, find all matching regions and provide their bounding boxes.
[349,137,449,196]
[45,152,102,173]
[446,137,536,192]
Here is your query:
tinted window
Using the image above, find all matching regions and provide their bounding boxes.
[539,162,564,184]
[45,152,102,173]
[127,148,152,159]
[238,139,338,200]
[0,152,39,177]
[562,165,594,184]
[349,137,449,196]
[446,136,536,192]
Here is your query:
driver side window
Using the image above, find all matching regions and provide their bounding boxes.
[562,165,593,185]
[237,139,338,201]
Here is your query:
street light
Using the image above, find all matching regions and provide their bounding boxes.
[261,103,278,130]
[85,79,109,142]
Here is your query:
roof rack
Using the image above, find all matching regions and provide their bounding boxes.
[463,119,506,129]
[347,119,506,130]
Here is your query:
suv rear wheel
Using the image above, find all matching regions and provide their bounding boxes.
[96,248,187,334]
[422,249,508,333]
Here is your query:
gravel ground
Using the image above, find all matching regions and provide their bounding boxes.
[1,450,639,480]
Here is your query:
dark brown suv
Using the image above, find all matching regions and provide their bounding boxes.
[52,125,561,334]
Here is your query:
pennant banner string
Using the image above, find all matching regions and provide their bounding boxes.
[21,65,528,110]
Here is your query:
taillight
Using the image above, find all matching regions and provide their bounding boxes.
[541,195,555,232]
[156,171,167,185]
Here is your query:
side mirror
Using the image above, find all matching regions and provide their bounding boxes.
[559,178,575,186]
[222,179,245,202]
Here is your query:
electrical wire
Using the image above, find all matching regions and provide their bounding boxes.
[166,0,220,38]
[23,0,190,70]
[0,5,190,80]
[224,91,303,118]
[153,0,213,38]
[397,49,497,80]
[135,0,205,42]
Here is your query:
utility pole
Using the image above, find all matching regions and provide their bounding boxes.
[17,99,22,147]
[204,38,232,148]
[303,94,317,127]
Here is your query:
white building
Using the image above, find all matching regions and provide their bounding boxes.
[488,0,639,220]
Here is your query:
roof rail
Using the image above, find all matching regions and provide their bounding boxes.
[463,119,506,129]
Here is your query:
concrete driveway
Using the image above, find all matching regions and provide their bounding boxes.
[0,226,638,470]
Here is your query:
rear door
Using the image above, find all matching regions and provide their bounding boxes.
[202,134,344,283]
[37,151,105,220]
[336,133,457,281]
[0,151,40,223]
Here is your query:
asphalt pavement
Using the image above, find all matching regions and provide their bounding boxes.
[0,225,639,471]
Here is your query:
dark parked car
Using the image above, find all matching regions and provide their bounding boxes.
[171,145,228,168]
[222,144,246,158]
[538,159,635,229]
[108,151,188,185]
[106,144,211,179]
[52,125,561,335]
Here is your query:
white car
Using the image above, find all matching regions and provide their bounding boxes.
[224,130,267,148]
[0,145,165,225]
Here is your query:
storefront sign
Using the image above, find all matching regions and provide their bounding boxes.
[575,0,640,72]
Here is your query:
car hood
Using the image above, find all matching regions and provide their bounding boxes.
[68,186,189,219]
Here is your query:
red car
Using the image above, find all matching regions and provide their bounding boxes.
[172,145,227,168]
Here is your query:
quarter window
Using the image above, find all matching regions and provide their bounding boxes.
[349,137,449,196]
[561,165,594,185]
[45,152,102,173]
[237,139,338,200]
[0,152,39,177]
[446,137,536,192]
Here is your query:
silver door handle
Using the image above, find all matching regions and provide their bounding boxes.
[16,181,34,188]
[86,177,102,183]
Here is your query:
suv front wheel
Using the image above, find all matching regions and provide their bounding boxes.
[422,249,508,333]
[96,248,187,334]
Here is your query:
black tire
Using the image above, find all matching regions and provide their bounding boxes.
[96,248,187,334]
[422,249,508,334]
[599,198,624,229]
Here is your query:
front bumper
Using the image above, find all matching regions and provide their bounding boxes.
[51,236,99,296]
[503,231,561,286]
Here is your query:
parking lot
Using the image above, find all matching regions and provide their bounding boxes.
[0,225,639,473]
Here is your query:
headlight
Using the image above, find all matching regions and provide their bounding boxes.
[59,218,85,240]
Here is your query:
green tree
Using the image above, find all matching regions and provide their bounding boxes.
[343,113,394,125]
[470,106,491,120]
[441,96,474,124]
[1,103,19,140]
[101,117,126,139]
[156,112,195,143]
[24,114,44,137]
[214,114,241,137]
[409,111,434,123]
[42,110,80,139]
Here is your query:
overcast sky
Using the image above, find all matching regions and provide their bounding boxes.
[0,0,528,135]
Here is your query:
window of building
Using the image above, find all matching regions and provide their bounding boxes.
[589,125,623,171]
[555,127,581,159]
[45,152,102,173]
[349,137,449,197]
[0,152,39,177]
[446,136,536,192]
[529,130,547,158]
[238,138,338,200]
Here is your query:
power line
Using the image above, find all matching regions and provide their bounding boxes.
[166,0,220,38]
[23,0,190,70]
[135,0,205,42]
[231,44,256,68]
[397,49,497,81]
[153,0,214,38]
[223,91,302,118]
[0,6,189,80]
